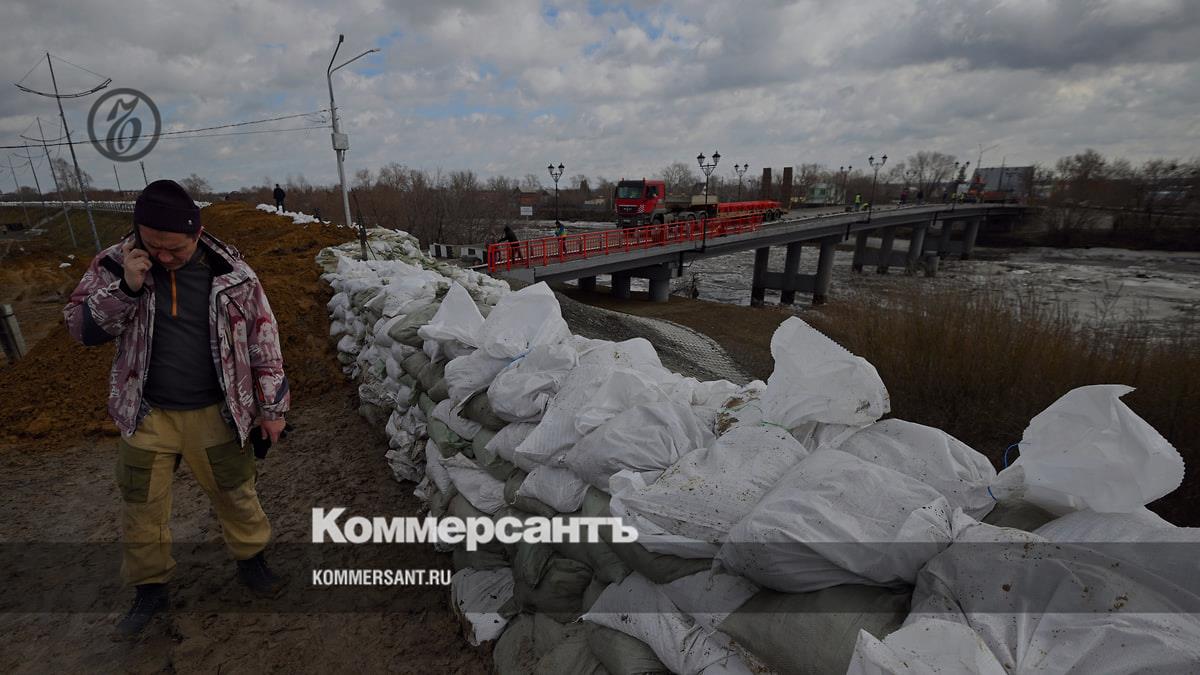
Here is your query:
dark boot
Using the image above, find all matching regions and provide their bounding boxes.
[111,583,168,641]
[237,551,287,599]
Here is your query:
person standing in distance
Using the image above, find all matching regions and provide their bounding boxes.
[273,183,286,212]
[64,180,290,640]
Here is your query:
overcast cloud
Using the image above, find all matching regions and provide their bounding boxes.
[1,0,1198,192]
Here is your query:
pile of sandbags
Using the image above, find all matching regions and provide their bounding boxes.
[320,231,1198,674]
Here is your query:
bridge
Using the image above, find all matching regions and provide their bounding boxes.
[488,203,1029,305]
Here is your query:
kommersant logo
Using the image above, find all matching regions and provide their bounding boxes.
[312,508,637,551]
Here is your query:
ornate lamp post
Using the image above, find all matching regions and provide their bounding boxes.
[733,162,748,200]
[547,162,564,225]
[697,151,720,250]
[867,154,887,222]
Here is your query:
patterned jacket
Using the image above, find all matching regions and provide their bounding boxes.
[64,231,289,444]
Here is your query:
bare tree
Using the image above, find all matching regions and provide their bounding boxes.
[178,173,211,197]
[51,157,91,198]
[906,151,957,197]
[659,161,698,194]
[521,174,543,191]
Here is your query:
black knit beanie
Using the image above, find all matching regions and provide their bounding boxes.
[134,179,201,233]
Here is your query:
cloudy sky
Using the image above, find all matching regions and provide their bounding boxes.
[2,0,1198,192]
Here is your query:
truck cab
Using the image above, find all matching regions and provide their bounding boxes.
[613,179,667,228]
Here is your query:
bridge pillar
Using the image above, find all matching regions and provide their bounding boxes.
[852,232,869,272]
[937,220,955,257]
[648,277,670,302]
[876,227,897,274]
[812,236,838,305]
[961,218,981,260]
[578,276,597,292]
[780,241,803,305]
[611,273,631,300]
[750,246,771,306]
[906,223,928,275]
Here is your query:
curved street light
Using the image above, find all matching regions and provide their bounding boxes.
[697,151,720,251]
[733,162,749,200]
[327,34,381,260]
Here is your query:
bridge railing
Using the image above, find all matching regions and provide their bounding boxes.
[487,211,766,273]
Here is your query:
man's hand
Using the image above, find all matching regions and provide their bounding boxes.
[121,241,152,293]
[261,417,287,444]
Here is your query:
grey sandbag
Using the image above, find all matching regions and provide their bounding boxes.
[473,429,517,481]
[428,483,458,518]
[494,613,568,675]
[982,498,1057,532]
[552,533,631,585]
[417,393,436,417]
[452,545,509,571]
[587,624,669,675]
[417,361,448,401]
[504,470,559,518]
[581,577,607,612]
[428,419,469,457]
[534,623,608,675]
[402,351,431,379]
[717,585,911,675]
[388,302,441,348]
[512,542,594,622]
[581,487,710,584]
[447,494,506,553]
[428,378,449,403]
[461,390,508,431]
[397,373,418,389]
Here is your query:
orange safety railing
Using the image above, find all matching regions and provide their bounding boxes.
[487,211,767,273]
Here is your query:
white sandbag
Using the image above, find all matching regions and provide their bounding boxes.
[418,281,485,347]
[717,450,956,593]
[513,364,623,468]
[442,453,507,514]
[575,368,679,436]
[486,423,538,466]
[451,568,515,645]
[1034,508,1199,583]
[487,342,578,422]
[991,384,1185,515]
[516,464,590,514]
[759,317,890,428]
[848,618,1007,675]
[477,282,570,359]
[609,470,718,558]
[713,380,767,435]
[909,516,1200,674]
[836,419,997,519]
[336,333,360,355]
[583,573,754,675]
[446,349,514,403]
[661,571,759,635]
[575,336,664,370]
[384,446,423,483]
[433,399,482,441]
[614,425,809,545]
[566,402,715,490]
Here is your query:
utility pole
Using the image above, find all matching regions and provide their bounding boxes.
[17,142,48,215]
[35,117,76,246]
[139,160,148,187]
[113,164,124,198]
[45,53,102,252]
[326,34,380,261]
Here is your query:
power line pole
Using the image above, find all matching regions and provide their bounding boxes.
[45,53,101,252]
[113,164,124,197]
[139,161,148,187]
[17,142,48,214]
[36,117,76,247]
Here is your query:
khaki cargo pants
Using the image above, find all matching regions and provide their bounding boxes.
[117,403,271,586]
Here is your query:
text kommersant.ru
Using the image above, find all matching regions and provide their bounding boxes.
[311,507,638,551]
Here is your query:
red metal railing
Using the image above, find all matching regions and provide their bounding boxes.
[487,211,768,273]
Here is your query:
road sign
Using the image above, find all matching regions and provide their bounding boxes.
[520,206,533,217]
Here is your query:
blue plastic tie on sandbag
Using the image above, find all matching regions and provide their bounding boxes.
[987,443,1022,501]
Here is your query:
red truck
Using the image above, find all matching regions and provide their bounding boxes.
[613,179,784,228]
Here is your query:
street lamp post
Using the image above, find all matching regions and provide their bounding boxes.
[547,163,564,225]
[697,151,720,250]
[327,34,381,261]
[867,154,887,223]
[734,163,748,200]
[840,165,853,208]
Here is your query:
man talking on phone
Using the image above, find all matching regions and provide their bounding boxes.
[64,179,290,640]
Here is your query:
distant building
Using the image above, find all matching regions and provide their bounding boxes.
[974,166,1033,196]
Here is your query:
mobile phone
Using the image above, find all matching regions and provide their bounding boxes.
[132,226,146,252]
